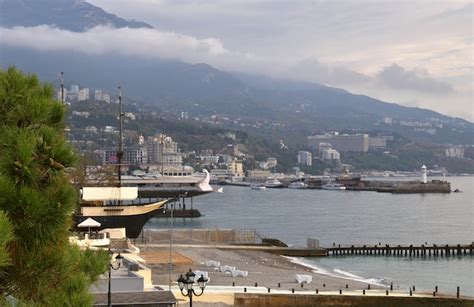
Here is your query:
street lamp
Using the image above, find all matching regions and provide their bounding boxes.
[108,249,124,307]
[177,269,208,307]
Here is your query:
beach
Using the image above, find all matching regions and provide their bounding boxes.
[139,245,383,291]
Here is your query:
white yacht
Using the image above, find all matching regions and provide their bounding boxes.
[250,184,267,191]
[288,181,307,189]
[264,179,284,189]
[322,183,346,190]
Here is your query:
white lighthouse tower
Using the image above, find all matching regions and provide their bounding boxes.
[421,165,427,183]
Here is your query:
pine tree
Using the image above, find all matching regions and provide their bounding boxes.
[0,67,108,305]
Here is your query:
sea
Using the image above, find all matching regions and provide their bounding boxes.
[145,176,474,296]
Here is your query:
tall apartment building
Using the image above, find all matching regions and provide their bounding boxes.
[308,133,369,152]
[94,89,103,101]
[227,160,244,177]
[77,88,90,101]
[321,148,340,161]
[146,134,182,166]
[297,151,312,166]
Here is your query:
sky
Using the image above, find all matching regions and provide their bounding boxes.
[1,0,473,120]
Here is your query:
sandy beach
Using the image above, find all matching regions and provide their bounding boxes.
[139,245,382,291]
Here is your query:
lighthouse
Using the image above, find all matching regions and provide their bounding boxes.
[421,165,427,183]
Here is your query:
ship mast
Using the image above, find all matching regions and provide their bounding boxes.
[60,71,64,104]
[117,86,124,187]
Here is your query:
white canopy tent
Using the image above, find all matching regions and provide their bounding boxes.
[78,217,101,235]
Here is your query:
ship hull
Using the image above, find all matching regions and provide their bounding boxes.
[73,200,170,239]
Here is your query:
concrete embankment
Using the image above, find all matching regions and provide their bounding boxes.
[234,293,473,307]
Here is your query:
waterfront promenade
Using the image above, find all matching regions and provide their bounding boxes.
[137,243,472,304]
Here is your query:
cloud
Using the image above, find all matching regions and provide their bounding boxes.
[0,25,229,62]
[376,64,454,94]
[288,58,371,86]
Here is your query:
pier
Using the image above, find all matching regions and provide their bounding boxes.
[326,244,473,257]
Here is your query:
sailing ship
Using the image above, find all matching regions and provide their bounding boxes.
[73,86,212,238]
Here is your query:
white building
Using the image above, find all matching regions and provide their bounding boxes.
[266,157,277,168]
[125,112,136,121]
[199,155,220,164]
[445,146,464,159]
[321,148,340,161]
[102,93,111,103]
[77,88,90,101]
[70,84,79,93]
[94,89,103,101]
[146,134,182,166]
[297,151,312,166]
[57,88,68,102]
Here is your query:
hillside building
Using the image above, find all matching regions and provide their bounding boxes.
[321,148,340,161]
[445,146,464,159]
[146,134,183,167]
[77,88,90,101]
[227,160,244,178]
[94,89,103,101]
[297,151,312,166]
[103,148,147,165]
[308,133,369,152]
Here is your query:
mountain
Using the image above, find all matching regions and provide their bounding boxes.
[1,45,473,146]
[0,0,153,31]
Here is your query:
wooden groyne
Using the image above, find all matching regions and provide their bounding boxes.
[326,244,473,257]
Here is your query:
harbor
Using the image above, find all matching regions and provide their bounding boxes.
[144,176,474,297]
[218,166,453,194]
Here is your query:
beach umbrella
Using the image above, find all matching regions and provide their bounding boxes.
[77,217,101,236]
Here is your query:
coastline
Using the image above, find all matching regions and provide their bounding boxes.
[140,245,383,291]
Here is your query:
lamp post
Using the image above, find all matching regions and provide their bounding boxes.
[108,249,124,307]
[168,201,174,290]
[177,269,208,307]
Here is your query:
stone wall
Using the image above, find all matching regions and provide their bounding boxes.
[234,293,473,307]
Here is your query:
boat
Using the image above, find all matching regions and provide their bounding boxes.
[322,183,346,190]
[73,186,172,238]
[250,184,266,191]
[73,88,211,238]
[288,181,307,189]
[264,179,284,188]
[120,170,213,198]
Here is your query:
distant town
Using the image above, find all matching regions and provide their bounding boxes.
[59,85,474,179]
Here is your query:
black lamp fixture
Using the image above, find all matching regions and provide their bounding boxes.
[108,249,124,307]
[177,268,208,307]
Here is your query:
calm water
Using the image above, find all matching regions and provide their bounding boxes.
[146,176,474,295]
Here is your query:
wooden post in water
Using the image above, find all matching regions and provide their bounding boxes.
[457,286,460,298]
